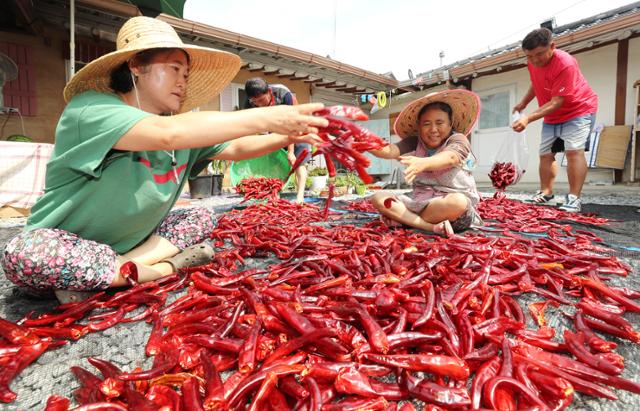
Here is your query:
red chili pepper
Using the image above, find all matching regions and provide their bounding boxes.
[402,371,470,408]
[484,376,550,410]
[471,356,501,409]
[70,403,128,411]
[572,310,617,352]
[314,105,369,121]
[86,307,125,332]
[267,388,291,410]
[279,374,309,400]
[0,340,53,402]
[226,364,306,408]
[238,318,261,374]
[43,395,71,411]
[118,350,179,381]
[324,153,336,178]
[361,353,469,380]
[564,330,623,375]
[181,376,204,411]
[145,385,182,410]
[287,148,311,178]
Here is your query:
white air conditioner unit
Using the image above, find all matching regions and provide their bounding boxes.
[0,52,19,108]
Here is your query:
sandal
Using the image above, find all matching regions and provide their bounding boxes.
[162,243,215,272]
[433,220,454,238]
[531,191,554,204]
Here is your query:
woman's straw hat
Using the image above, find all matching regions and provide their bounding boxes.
[63,16,241,113]
[393,89,481,138]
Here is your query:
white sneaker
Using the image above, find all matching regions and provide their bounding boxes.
[559,194,581,213]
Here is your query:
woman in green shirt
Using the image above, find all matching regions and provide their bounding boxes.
[1,16,327,302]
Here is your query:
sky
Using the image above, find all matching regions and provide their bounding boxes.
[184,0,635,81]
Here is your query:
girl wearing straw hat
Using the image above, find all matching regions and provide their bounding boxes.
[1,16,327,303]
[369,89,483,236]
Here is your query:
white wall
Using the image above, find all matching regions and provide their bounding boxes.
[626,37,640,181]
[625,37,640,125]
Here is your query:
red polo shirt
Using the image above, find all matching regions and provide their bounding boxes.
[528,49,598,124]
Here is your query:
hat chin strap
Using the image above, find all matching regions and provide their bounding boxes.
[130,72,179,183]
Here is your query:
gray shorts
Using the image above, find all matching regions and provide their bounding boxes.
[540,113,596,155]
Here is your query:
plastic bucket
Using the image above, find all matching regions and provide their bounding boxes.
[188,175,212,198]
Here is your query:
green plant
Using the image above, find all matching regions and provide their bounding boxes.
[332,175,349,187]
[344,172,363,188]
[308,167,328,177]
[210,160,229,175]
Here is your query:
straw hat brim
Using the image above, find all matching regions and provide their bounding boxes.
[63,44,241,113]
[393,89,481,139]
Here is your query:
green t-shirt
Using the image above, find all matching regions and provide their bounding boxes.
[26,91,227,254]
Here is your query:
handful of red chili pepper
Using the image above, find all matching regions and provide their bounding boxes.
[489,161,521,190]
[235,177,284,203]
[312,105,388,185]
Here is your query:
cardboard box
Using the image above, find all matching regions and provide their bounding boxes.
[595,125,632,169]
[0,206,29,218]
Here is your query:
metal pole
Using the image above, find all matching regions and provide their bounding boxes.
[332,0,337,58]
[69,0,75,80]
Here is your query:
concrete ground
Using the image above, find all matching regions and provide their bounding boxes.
[0,185,639,410]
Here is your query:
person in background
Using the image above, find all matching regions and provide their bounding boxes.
[368,89,483,236]
[512,27,598,212]
[244,78,310,203]
[1,17,326,303]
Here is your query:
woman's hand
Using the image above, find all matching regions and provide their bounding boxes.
[262,103,329,136]
[400,155,430,184]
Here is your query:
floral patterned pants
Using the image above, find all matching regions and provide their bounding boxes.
[1,207,216,292]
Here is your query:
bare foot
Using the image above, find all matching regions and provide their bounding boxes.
[54,290,96,304]
[433,220,454,238]
[380,215,403,228]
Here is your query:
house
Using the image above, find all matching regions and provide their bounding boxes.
[0,0,397,145]
[2,0,639,186]
[371,2,640,185]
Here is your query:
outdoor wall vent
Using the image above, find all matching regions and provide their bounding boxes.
[540,17,557,32]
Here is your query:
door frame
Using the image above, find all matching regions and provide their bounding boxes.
[474,83,517,136]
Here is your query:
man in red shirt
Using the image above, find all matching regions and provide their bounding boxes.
[512,28,598,212]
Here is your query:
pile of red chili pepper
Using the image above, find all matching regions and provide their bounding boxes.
[344,199,378,214]
[294,105,388,185]
[235,177,284,203]
[478,191,609,234]
[1,196,640,410]
[489,162,520,191]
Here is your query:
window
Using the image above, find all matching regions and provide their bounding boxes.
[64,40,113,83]
[479,90,510,129]
[0,42,36,116]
